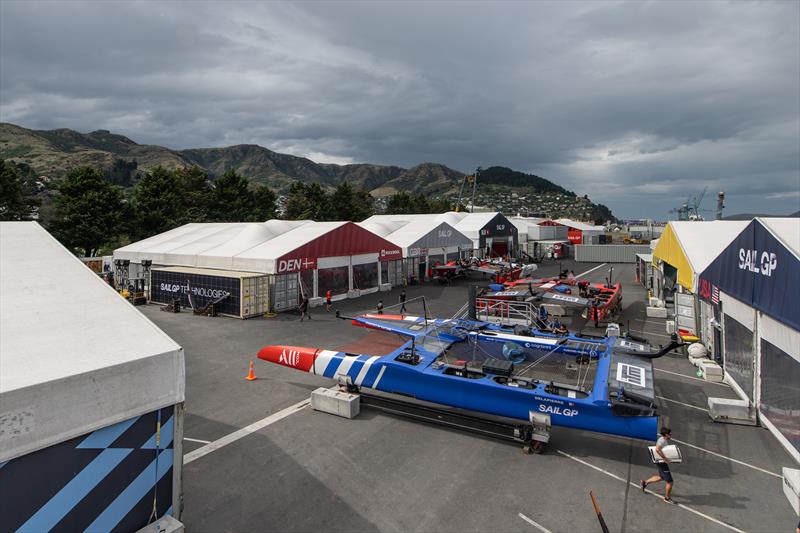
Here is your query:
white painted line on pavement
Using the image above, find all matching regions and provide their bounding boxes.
[575,263,607,279]
[671,438,781,479]
[518,512,553,533]
[654,367,730,387]
[555,450,745,533]
[656,395,709,413]
[184,399,310,465]
[183,437,212,444]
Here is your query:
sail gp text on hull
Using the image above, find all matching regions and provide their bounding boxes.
[534,395,579,417]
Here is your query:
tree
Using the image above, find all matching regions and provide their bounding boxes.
[385,191,450,215]
[0,159,34,220]
[283,182,331,220]
[329,182,374,221]
[174,165,212,223]
[131,166,183,240]
[251,185,277,221]
[385,192,415,214]
[105,158,139,187]
[209,170,255,222]
[51,166,127,256]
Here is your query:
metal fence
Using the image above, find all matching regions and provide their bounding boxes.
[574,244,651,263]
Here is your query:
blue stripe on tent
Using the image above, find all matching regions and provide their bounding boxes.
[141,416,174,450]
[17,448,132,533]
[85,449,173,533]
[0,461,5,470]
[77,417,139,449]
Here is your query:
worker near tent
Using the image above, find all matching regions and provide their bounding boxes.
[325,289,332,312]
[299,297,311,321]
[376,300,384,315]
[399,289,407,314]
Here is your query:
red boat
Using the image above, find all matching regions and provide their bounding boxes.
[578,280,622,325]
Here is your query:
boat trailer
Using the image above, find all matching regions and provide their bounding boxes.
[332,377,552,454]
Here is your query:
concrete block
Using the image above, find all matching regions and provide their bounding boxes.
[311,387,360,419]
[605,323,621,337]
[136,515,184,533]
[646,306,668,318]
[649,297,662,307]
[347,289,361,298]
[379,283,392,292]
[708,397,757,425]
[666,320,676,334]
[783,467,800,516]
[699,360,724,382]
[309,297,325,308]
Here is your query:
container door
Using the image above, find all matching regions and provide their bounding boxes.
[273,273,299,311]
[675,292,696,335]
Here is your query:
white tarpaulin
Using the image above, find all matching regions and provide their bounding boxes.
[0,223,185,462]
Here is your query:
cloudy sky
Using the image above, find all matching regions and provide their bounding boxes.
[1,1,798,218]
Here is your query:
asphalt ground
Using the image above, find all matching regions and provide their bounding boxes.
[140,259,798,532]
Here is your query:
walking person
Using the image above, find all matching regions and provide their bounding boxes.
[399,289,407,314]
[642,427,676,503]
[376,300,384,315]
[299,297,311,321]
[325,289,332,312]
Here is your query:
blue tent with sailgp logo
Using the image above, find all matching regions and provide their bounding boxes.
[698,218,800,331]
[698,217,800,463]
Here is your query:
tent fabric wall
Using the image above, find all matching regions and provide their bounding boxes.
[652,224,695,291]
[758,313,800,461]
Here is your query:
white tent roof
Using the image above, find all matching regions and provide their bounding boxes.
[362,211,502,242]
[760,217,800,257]
[555,219,605,232]
[358,219,409,238]
[1,223,184,462]
[197,220,311,270]
[670,220,749,274]
[358,218,471,252]
[232,221,348,273]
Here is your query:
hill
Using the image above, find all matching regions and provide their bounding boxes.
[0,122,614,220]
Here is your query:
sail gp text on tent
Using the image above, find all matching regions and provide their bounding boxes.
[738,248,778,277]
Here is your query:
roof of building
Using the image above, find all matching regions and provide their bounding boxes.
[554,219,605,232]
[760,217,799,257]
[652,220,749,291]
[1,222,184,462]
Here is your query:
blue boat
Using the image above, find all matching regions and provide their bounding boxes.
[258,313,679,441]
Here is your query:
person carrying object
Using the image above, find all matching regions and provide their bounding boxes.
[641,427,676,503]
[299,297,311,321]
[399,289,407,314]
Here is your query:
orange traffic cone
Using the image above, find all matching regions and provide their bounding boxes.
[245,359,257,381]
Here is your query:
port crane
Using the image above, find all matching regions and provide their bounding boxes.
[669,186,709,221]
[456,167,481,213]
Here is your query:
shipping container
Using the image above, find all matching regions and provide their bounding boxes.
[151,266,270,318]
[575,244,651,263]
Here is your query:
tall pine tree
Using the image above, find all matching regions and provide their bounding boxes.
[51,166,127,256]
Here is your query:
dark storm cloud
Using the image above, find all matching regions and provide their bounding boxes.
[1,1,798,217]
